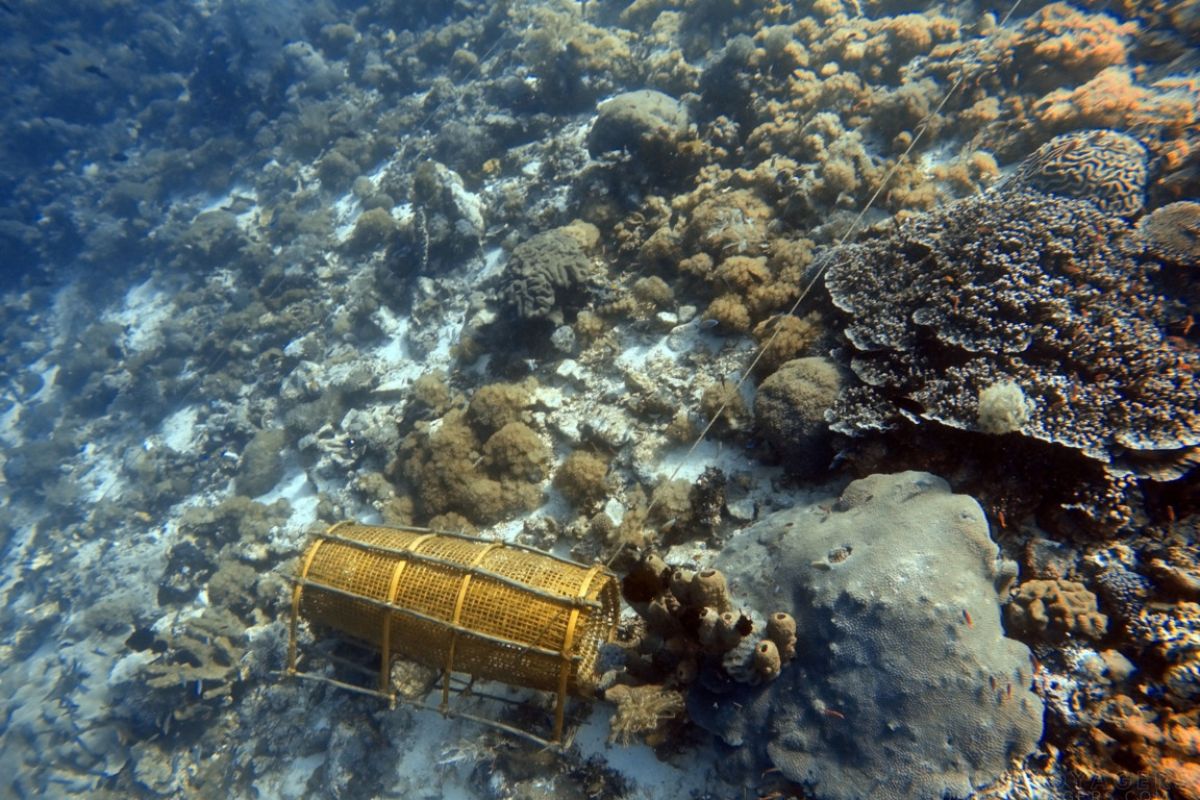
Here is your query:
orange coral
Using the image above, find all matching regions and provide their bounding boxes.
[1021,2,1136,74]
[1065,694,1200,800]
[1033,67,1198,146]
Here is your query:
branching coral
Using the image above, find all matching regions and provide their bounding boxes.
[823,189,1198,462]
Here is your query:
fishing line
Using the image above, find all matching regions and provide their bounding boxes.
[621,0,1028,558]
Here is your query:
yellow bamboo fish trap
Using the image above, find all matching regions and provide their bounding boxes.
[286,521,620,745]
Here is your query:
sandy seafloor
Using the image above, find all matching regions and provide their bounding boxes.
[1,0,1199,798]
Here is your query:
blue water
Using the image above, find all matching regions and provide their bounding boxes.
[1,1,1197,798]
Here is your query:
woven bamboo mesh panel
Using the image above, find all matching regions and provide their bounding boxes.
[296,522,620,696]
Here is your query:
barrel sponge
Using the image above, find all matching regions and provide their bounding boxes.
[694,472,1043,800]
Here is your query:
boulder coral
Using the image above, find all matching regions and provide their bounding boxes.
[587,89,691,159]
[754,356,845,476]
[690,472,1043,800]
[1005,579,1108,642]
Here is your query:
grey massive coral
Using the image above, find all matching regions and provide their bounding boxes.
[691,472,1043,800]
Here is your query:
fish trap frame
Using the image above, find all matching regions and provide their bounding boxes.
[286,521,620,746]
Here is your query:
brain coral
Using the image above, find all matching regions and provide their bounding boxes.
[501,228,593,322]
[691,472,1043,800]
[821,188,1199,467]
[1005,579,1108,642]
[1003,129,1148,217]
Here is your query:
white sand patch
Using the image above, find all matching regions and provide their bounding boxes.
[160,405,201,453]
[104,278,174,353]
[572,707,720,800]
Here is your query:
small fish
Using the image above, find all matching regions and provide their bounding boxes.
[83,65,111,80]
[53,43,73,56]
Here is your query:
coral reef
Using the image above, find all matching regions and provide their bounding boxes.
[1002,129,1148,217]
[4,0,1198,795]
[690,472,1042,800]
[822,186,1199,531]
[1005,579,1109,642]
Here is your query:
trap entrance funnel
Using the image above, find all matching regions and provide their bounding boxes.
[286,522,620,744]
